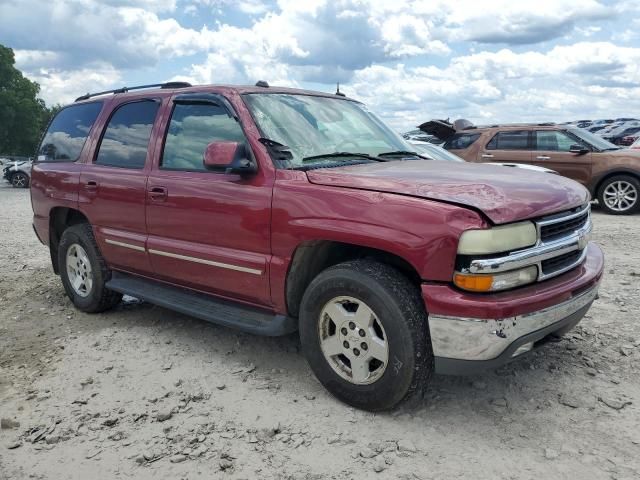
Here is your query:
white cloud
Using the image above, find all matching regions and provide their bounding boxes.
[3,0,640,130]
[23,63,123,106]
[346,42,640,131]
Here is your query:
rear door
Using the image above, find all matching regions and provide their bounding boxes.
[78,98,162,275]
[477,130,532,164]
[531,130,592,185]
[145,94,273,307]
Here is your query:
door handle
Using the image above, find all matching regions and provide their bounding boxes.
[536,156,550,160]
[84,180,98,192]
[148,186,168,201]
[481,154,494,158]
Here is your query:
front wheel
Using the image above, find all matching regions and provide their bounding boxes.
[11,172,29,188]
[299,260,432,411]
[597,175,639,215]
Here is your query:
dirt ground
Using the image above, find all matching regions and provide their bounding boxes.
[0,183,638,480]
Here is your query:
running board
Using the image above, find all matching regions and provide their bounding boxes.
[106,272,297,336]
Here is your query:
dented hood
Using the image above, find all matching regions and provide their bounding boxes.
[306,161,590,224]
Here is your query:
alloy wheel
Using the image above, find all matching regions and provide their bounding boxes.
[317,296,389,385]
[66,243,93,297]
[603,180,638,212]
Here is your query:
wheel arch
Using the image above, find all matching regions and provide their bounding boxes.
[285,240,422,318]
[590,169,640,197]
[49,207,91,274]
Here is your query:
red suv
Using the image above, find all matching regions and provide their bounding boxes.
[31,82,603,410]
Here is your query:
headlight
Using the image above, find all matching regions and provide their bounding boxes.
[457,221,537,255]
[454,266,538,292]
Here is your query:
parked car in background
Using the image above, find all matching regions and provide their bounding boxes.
[402,129,438,143]
[620,132,640,146]
[602,123,640,145]
[30,81,604,410]
[587,125,608,133]
[630,137,640,150]
[592,119,615,126]
[409,140,558,174]
[2,157,32,188]
[419,119,640,214]
[615,117,638,122]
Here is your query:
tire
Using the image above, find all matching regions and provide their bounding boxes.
[299,259,432,411]
[597,175,640,215]
[58,223,122,313]
[11,172,29,188]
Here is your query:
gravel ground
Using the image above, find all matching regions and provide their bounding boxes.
[0,183,638,480]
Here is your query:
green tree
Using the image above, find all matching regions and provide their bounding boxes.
[0,44,51,157]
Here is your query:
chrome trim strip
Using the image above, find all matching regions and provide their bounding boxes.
[148,249,262,275]
[428,284,598,361]
[464,218,592,281]
[105,239,146,252]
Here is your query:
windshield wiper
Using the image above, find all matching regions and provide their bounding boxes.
[377,150,427,159]
[301,152,387,163]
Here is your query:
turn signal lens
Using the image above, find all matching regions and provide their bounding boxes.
[453,273,494,292]
[454,266,538,292]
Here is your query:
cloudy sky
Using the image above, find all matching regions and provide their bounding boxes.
[1,0,640,131]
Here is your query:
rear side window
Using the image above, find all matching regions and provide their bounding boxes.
[443,133,480,150]
[486,131,530,150]
[38,102,103,162]
[162,103,246,171]
[95,100,160,169]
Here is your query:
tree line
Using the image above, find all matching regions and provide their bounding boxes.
[0,44,62,157]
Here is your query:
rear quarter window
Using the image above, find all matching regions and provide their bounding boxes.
[486,130,530,150]
[38,102,104,162]
[95,100,160,169]
[443,133,480,150]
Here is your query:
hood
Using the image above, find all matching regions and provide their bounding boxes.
[306,161,589,224]
[417,119,456,140]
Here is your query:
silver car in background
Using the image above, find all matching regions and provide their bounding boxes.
[409,141,558,174]
[2,157,32,188]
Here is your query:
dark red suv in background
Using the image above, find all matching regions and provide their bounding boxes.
[31,82,603,410]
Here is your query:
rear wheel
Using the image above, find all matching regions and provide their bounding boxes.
[299,259,432,411]
[597,175,639,215]
[58,224,122,313]
[11,172,29,188]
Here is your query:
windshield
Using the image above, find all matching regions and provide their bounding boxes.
[568,127,620,151]
[243,93,413,168]
[412,142,465,162]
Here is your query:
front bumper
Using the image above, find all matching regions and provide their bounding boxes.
[423,242,604,375]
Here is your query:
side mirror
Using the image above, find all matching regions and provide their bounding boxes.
[569,144,589,155]
[203,141,257,176]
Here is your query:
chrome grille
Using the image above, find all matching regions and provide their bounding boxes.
[541,250,582,276]
[540,210,589,243]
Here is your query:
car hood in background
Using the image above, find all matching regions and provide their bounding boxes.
[417,119,457,140]
[306,161,589,224]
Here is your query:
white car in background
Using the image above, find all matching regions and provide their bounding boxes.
[409,141,558,174]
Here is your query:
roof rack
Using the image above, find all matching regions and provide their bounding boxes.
[75,81,192,102]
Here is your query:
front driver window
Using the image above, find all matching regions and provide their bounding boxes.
[535,131,580,152]
[162,103,246,171]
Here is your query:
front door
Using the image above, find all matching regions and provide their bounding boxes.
[531,130,592,185]
[79,99,162,275]
[477,130,532,165]
[145,96,273,307]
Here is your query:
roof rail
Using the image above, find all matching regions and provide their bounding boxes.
[75,81,192,102]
